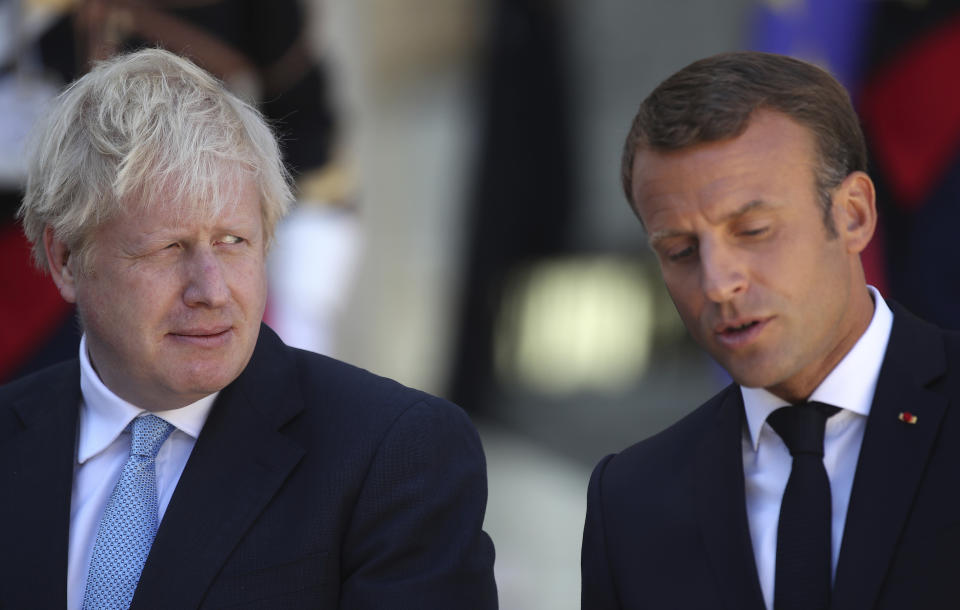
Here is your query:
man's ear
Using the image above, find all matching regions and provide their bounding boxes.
[43,226,79,303]
[832,170,877,255]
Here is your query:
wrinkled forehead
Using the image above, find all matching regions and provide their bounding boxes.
[122,162,262,224]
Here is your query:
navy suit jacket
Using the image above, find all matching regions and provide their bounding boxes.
[0,324,498,609]
[582,304,960,609]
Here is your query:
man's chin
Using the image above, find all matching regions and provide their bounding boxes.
[161,364,244,404]
[719,361,782,391]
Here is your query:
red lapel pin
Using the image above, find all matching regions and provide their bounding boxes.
[898,411,918,424]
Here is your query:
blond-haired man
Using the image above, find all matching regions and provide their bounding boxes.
[1,48,497,609]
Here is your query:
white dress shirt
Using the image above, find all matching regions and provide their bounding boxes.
[741,286,893,610]
[67,335,217,610]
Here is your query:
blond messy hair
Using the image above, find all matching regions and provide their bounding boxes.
[19,47,292,272]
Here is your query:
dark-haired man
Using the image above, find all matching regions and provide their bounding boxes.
[582,51,960,610]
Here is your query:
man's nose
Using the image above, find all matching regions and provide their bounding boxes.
[183,248,229,307]
[700,241,747,303]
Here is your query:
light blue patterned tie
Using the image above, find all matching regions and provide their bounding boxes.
[82,414,174,610]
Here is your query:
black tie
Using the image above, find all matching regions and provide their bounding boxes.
[766,402,841,610]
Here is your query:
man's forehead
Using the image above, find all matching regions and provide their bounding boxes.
[630,110,819,220]
[123,172,261,222]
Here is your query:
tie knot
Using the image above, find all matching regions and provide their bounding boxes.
[130,414,174,458]
[766,402,840,457]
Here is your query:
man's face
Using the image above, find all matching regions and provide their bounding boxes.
[62,176,267,411]
[632,110,871,402]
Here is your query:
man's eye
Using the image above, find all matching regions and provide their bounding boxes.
[668,245,696,262]
[740,227,768,237]
[220,235,244,245]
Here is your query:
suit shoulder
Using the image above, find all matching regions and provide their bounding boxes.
[595,384,738,491]
[0,360,79,439]
[618,384,735,461]
[0,359,78,403]
[287,346,473,434]
[241,326,477,450]
[940,325,960,352]
[886,303,960,387]
[292,347,437,404]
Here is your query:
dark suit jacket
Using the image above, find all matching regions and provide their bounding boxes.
[582,304,960,610]
[0,324,498,609]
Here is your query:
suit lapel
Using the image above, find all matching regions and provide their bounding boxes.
[831,306,948,610]
[695,387,766,610]
[0,362,80,608]
[132,326,306,609]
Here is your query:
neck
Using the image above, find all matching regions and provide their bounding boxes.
[769,284,875,404]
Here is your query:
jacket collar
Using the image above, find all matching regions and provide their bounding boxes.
[695,385,767,610]
[132,323,307,608]
[830,303,949,609]
[0,360,81,609]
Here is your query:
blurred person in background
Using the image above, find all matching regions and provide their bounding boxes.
[1,0,355,383]
[582,51,960,610]
[0,48,496,609]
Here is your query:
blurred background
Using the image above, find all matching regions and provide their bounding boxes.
[2,0,959,607]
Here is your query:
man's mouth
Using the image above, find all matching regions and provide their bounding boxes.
[175,329,228,337]
[714,318,769,347]
[722,320,760,334]
[168,327,233,346]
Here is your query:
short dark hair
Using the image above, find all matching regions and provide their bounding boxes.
[622,51,868,235]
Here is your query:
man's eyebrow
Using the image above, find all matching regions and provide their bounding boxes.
[647,199,769,247]
[725,199,769,219]
[647,228,687,248]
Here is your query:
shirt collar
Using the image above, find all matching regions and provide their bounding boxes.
[77,334,218,464]
[741,285,893,451]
